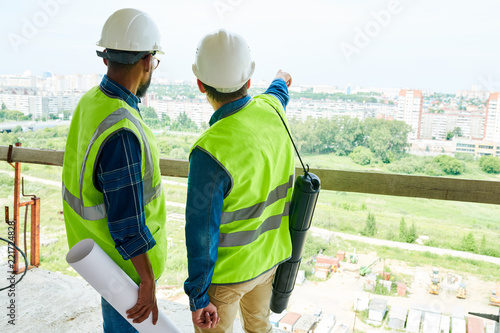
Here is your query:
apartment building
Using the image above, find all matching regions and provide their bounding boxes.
[484,92,500,142]
[419,111,485,140]
[397,90,423,140]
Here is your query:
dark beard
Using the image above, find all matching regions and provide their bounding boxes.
[136,73,152,98]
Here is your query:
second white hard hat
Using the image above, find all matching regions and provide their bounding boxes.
[97,8,163,54]
[192,29,255,93]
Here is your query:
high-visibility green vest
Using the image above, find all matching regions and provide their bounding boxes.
[191,94,295,284]
[62,86,167,285]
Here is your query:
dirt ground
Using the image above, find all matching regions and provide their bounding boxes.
[286,251,499,332]
[0,252,498,332]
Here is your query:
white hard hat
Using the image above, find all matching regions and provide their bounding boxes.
[192,29,255,93]
[97,8,163,54]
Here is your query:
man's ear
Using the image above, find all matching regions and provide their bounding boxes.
[103,58,108,66]
[143,54,152,73]
[246,79,251,89]
[197,79,206,93]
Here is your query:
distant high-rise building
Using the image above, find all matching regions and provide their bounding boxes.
[397,90,423,140]
[455,89,489,100]
[484,92,500,142]
[312,85,340,94]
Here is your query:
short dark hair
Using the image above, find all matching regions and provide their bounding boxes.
[107,60,136,74]
[106,50,151,73]
[202,82,248,104]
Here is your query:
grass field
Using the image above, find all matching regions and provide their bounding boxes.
[0,128,499,288]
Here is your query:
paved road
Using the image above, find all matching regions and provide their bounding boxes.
[310,226,500,265]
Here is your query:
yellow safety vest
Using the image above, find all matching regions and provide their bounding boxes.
[62,86,167,284]
[191,94,295,284]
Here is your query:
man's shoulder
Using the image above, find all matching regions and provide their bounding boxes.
[254,93,279,104]
[251,94,285,115]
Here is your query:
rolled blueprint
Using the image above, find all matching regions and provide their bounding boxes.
[66,238,181,333]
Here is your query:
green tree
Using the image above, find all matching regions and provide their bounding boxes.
[387,120,411,157]
[141,106,158,119]
[2,110,24,120]
[406,221,418,243]
[368,127,393,163]
[62,110,72,120]
[399,217,407,241]
[445,131,454,140]
[479,155,500,174]
[0,132,20,145]
[315,118,337,154]
[333,116,363,155]
[289,115,410,159]
[170,147,187,160]
[434,155,464,175]
[453,127,463,137]
[361,213,377,237]
[171,112,198,132]
[161,113,171,127]
[349,146,374,165]
[1,102,6,111]
[289,117,321,154]
[461,232,476,252]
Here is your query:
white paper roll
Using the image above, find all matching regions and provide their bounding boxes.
[66,238,181,333]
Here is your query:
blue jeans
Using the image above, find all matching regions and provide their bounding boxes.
[101,297,138,333]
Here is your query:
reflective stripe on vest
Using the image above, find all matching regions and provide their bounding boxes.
[219,201,291,247]
[220,174,294,225]
[62,108,162,221]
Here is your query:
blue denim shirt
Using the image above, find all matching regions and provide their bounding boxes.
[95,75,156,261]
[184,79,290,311]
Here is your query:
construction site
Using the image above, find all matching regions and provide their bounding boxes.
[276,250,500,332]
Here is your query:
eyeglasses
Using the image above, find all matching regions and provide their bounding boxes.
[142,53,160,70]
[152,56,160,70]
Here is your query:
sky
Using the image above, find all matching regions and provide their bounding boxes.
[1,0,499,93]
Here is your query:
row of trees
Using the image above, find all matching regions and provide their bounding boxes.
[383,152,500,176]
[358,213,498,257]
[461,232,498,257]
[289,90,380,103]
[290,116,411,163]
[361,214,419,244]
[141,106,202,132]
[0,109,32,121]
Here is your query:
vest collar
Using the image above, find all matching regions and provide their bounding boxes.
[209,95,252,126]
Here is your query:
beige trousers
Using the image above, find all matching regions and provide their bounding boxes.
[194,268,276,333]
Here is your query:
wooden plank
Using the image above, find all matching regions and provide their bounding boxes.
[0,145,64,167]
[159,158,189,178]
[307,167,500,205]
[2,145,500,205]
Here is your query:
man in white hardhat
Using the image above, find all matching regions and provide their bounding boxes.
[62,8,167,332]
[184,29,295,332]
